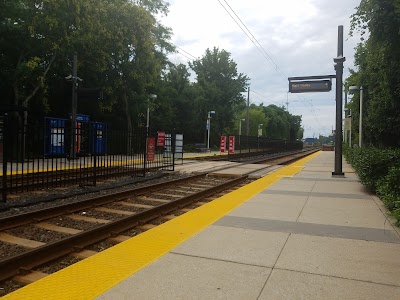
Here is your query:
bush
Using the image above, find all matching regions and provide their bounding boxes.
[344,146,400,225]
[377,166,400,225]
[344,147,400,192]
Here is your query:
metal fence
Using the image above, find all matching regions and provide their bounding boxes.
[228,135,303,159]
[0,117,175,202]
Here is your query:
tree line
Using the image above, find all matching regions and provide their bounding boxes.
[0,0,303,146]
[347,0,400,147]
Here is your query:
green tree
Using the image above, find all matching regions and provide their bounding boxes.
[348,0,400,146]
[235,105,269,136]
[189,47,249,143]
[0,0,174,132]
[262,105,289,139]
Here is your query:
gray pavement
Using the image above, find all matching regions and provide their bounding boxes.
[97,152,400,300]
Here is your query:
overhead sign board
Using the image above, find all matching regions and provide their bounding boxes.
[289,80,332,93]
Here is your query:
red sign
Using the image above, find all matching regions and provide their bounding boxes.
[220,136,226,153]
[228,136,235,154]
[147,137,156,161]
[157,131,166,147]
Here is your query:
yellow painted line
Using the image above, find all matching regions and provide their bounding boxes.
[183,153,228,159]
[3,151,321,300]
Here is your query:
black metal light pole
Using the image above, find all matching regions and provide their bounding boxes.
[69,53,78,160]
[332,25,345,176]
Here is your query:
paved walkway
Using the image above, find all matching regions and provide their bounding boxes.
[98,151,400,299]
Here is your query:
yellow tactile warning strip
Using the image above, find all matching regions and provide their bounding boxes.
[3,151,321,300]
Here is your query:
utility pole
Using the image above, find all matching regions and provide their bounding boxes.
[70,53,78,160]
[246,87,250,136]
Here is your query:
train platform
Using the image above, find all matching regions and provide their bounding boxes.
[4,151,400,299]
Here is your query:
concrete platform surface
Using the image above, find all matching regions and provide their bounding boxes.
[97,151,400,300]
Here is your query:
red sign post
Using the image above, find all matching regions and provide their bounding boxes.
[146,137,156,161]
[228,136,235,154]
[220,136,226,153]
[157,131,166,147]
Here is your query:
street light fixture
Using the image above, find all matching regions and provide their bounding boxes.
[206,110,216,151]
[349,86,363,147]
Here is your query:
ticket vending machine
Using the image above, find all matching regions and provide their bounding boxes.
[91,122,107,155]
[45,117,66,156]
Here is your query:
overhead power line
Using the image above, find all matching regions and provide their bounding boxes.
[251,90,282,106]
[216,0,329,135]
[175,45,197,60]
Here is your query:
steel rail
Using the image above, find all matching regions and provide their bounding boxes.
[240,148,320,165]
[0,176,247,282]
[0,173,207,231]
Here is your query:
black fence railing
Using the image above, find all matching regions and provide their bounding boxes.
[227,135,303,159]
[0,118,175,202]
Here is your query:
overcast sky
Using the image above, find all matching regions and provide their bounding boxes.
[159,0,361,138]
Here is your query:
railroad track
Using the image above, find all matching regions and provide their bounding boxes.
[238,148,321,165]
[0,173,252,292]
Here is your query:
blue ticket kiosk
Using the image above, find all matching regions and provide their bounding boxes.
[91,122,107,155]
[45,117,66,156]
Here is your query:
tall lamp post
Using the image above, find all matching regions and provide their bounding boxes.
[239,118,245,148]
[65,53,83,160]
[349,86,363,147]
[144,94,157,175]
[348,113,352,148]
[343,108,352,148]
[206,110,215,151]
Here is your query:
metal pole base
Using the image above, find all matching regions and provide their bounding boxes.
[332,172,345,177]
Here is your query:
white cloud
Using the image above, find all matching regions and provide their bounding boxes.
[161,0,361,138]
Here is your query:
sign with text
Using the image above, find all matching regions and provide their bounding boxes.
[157,131,166,147]
[146,137,156,161]
[220,136,226,153]
[228,136,235,154]
[289,80,331,93]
